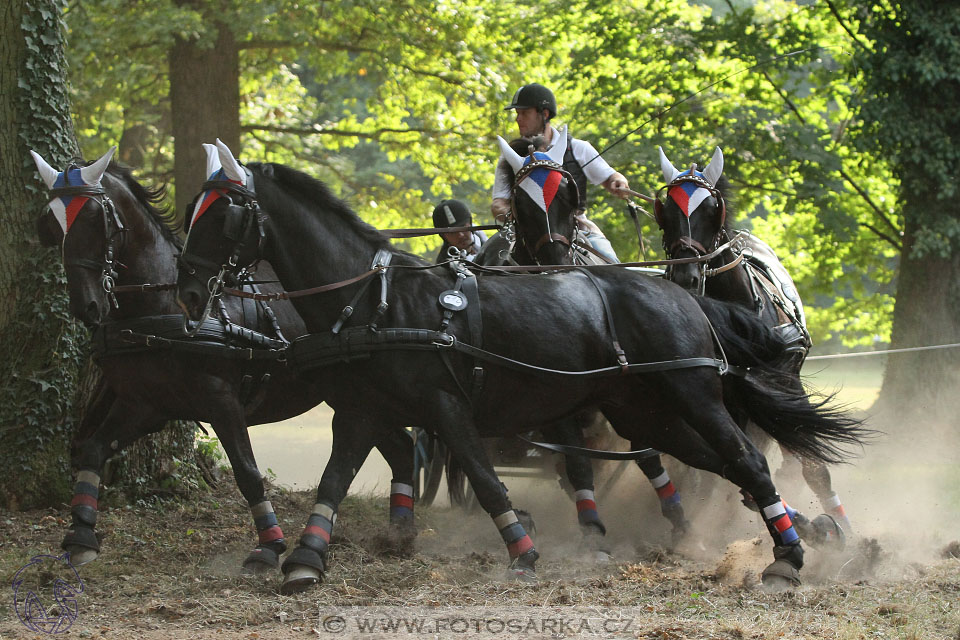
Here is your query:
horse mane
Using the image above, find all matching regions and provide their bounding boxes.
[247,162,389,250]
[95,161,182,249]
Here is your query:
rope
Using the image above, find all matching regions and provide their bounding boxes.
[806,342,960,361]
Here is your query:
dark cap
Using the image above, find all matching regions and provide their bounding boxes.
[432,199,472,229]
[504,83,557,119]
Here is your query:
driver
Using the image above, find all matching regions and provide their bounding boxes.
[492,83,630,263]
[433,199,487,263]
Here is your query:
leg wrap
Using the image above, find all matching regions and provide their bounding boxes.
[494,510,535,560]
[389,481,415,524]
[759,496,801,547]
[251,500,286,550]
[281,545,326,574]
[574,489,606,535]
[647,470,689,533]
[70,470,100,528]
[820,492,853,532]
[299,502,335,558]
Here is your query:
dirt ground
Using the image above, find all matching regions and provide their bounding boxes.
[2,461,959,640]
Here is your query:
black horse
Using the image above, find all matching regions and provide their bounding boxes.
[653,146,853,538]
[177,141,868,590]
[476,130,693,543]
[29,148,418,575]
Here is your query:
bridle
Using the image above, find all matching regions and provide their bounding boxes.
[509,158,580,264]
[49,170,126,309]
[653,172,732,294]
[179,174,265,335]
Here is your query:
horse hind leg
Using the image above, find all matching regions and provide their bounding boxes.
[546,414,612,561]
[635,454,692,545]
[375,426,418,551]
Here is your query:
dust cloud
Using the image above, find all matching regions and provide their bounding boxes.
[243,357,959,584]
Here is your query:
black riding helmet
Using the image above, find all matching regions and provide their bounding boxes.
[504,83,557,120]
[432,199,472,228]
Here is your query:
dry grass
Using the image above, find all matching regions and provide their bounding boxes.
[1,480,958,640]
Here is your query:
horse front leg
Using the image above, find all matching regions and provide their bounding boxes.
[205,396,286,575]
[280,409,378,594]
[66,396,165,565]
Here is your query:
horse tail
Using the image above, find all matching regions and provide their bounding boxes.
[694,297,874,464]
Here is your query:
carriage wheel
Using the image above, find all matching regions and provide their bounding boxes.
[411,428,445,506]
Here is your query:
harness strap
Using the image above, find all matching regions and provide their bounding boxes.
[519,437,662,461]
[577,268,630,374]
[331,250,392,334]
[287,327,745,379]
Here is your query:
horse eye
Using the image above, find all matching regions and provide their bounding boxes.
[560,178,568,187]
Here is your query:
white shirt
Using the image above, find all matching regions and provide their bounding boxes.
[492,124,617,201]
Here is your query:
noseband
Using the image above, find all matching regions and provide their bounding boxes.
[510,159,579,263]
[49,170,126,309]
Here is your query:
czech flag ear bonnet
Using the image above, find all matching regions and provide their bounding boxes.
[659,146,723,218]
[30,146,115,235]
[496,125,569,213]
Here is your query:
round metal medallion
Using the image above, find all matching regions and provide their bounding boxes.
[438,290,467,311]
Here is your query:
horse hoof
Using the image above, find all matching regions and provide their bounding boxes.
[811,514,846,552]
[280,565,322,594]
[242,546,280,574]
[508,566,538,583]
[65,545,98,566]
[761,559,801,591]
[592,549,613,564]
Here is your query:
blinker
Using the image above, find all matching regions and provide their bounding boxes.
[222,203,248,241]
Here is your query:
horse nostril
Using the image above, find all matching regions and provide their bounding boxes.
[83,301,101,327]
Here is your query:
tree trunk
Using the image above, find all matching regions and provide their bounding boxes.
[875,212,960,424]
[169,14,241,218]
[0,0,197,510]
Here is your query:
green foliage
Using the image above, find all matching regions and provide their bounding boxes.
[851,2,960,259]
[62,0,937,349]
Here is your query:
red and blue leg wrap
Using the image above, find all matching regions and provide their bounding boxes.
[494,510,534,559]
[650,470,682,509]
[300,502,336,556]
[761,497,800,546]
[822,492,853,532]
[251,500,284,546]
[389,481,415,524]
[574,489,601,527]
[70,470,100,527]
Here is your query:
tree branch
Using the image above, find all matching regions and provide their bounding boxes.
[761,70,903,239]
[241,123,438,139]
[824,0,873,52]
[859,221,902,251]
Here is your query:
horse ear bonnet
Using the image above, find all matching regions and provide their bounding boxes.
[432,199,471,228]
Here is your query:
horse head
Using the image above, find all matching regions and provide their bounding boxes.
[496,125,580,265]
[178,139,262,321]
[30,147,179,327]
[31,148,123,327]
[654,146,729,293]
